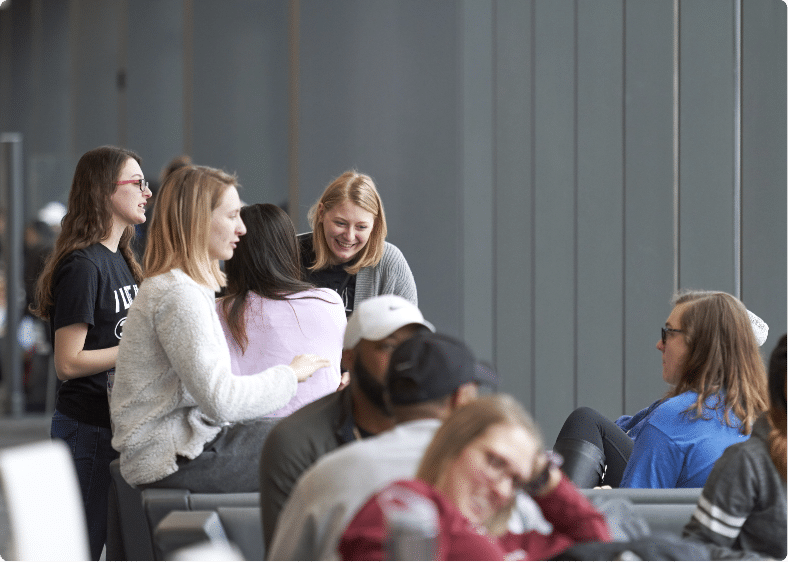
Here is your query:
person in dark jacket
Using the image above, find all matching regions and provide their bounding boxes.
[682,334,786,560]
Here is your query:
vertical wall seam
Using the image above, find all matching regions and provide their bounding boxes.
[621,0,627,414]
[288,0,300,229]
[672,0,680,293]
[492,0,498,373]
[573,0,579,411]
[529,0,537,416]
[457,1,465,343]
[733,0,742,298]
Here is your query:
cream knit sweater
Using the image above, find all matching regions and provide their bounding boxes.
[110,269,297,486]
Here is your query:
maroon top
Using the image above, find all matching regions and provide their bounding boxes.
[339,475,611,560]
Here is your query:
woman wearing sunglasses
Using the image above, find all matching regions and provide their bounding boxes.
[32,146,150,560]
[553,290,769,489]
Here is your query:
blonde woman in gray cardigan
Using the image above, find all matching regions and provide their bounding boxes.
[110,166,329,492]
[298,170,417,317]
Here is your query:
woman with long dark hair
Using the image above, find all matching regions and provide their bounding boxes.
[218,203,345,416]
[32,146,149,560]
[682,334,786,559]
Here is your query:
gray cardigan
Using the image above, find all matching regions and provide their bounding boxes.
[298,233,418,309]
[682,415,787,560]
[354,241,417,308]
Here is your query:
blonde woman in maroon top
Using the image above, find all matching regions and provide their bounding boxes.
[339,394,610,560]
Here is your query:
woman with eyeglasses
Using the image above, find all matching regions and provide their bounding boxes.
[553,290,769,489]
[110,166,329,495]
[338,394,610,561]
[32,146,150,560]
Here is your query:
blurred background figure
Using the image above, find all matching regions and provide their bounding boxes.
[36,201,66,236]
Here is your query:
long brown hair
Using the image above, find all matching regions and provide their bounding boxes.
[143,165,237,291]
[306,170,387,275]
[31,146,143,320]
[668,290,768,435]
[767,334,787,481]
[220,203,331,353]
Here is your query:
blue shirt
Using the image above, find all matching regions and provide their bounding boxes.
[619,391,748,488]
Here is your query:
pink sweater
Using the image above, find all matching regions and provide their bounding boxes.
[218,288,346,417]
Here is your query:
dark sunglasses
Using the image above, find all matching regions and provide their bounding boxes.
[661,327,684,345]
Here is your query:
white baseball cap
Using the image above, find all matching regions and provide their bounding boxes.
[343,295,435,349]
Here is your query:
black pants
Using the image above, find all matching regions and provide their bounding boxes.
[140,417,280,493]
[553,407,634,487]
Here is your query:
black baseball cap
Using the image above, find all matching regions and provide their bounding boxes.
[386,332,498,405]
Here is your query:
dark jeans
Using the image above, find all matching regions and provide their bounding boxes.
[51,409,118,561]
[554,406,634,487]
[140,417,280,493]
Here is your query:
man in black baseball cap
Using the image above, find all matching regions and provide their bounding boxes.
[267,331,498,560]
[386,331,498,409]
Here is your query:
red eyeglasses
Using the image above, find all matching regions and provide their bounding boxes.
[116,179,150,193]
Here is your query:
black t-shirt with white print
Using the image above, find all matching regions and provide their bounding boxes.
[51,243,138,429]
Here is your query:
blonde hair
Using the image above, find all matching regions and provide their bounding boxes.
[144,165,237,291]
[668,290,768,435]
[416,394,542,535]
[307,170,387,275]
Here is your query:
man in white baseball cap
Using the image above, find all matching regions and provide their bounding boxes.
[259,295,434,550]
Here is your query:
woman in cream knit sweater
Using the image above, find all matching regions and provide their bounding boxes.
[110,166,329,492]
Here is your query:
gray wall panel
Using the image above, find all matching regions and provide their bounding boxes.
[576,0,625,420]
[494,0,535,409]
[27,0,72,215]
[126,1,185,183]
[4,1,32,138]
[191,1,289,207]
[679,0,736,293]
[461,0,494,363]
[70,0,121,158]
[623,0,676,413]
[297,0,462,338]
[741,0,787,347]
[533,0,576,442]
[31,0,71,155]
[1,0,785,435]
